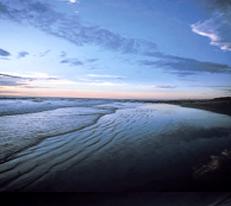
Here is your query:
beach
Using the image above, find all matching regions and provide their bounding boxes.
[0,98,231,191]
[169,97,231,116]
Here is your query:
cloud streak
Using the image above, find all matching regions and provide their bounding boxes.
[60,58,83,66]
[0,73,31,86]
[140,52,231,76]
[155,85,176,89]
[0,48,10,56]
[0,73,69,89]
[0,0,157,56]
[39,50,50,57]
[17,51,29,58]
[87,74,125,80]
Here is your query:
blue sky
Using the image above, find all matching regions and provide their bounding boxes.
[0,0,231,99]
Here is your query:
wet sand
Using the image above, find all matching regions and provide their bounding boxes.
[1,99,231,192]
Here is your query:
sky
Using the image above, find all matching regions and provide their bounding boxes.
[0,0,231,99]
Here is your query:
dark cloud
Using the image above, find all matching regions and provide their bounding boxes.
[0,73,58,87]
[167,71,197,77]
[60,51,67,58]
[61,57,98,67]
[87,58,98,63]
[189,84,231,90]
[18,51,29,58]
[0,74,30,86]
[0,48,10,56]
[28,1,49,13]
[60,58,83,66]
[156,85,176,89]
[0,2,7,13]
[0,0,157,56]
[225,88,231,93]
[140,52,231,76]
[210,0,231,11]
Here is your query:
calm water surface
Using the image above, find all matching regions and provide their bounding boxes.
[0,99,231,191]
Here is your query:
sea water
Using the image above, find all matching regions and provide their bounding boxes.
[0,98,231,191]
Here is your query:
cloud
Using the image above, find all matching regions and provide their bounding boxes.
[140,52,231,76]
[68,0,78,3]
[1,0,230,79]
[0,0,157,56]
[39,50,50,57]
[0,73,57,87]
[86,58,98,63]
[0,48,10,56]
[191,0,231,51]
[0,72,77,89]
[60,57,98,67]
[0,2,7,13]
[87,74,125,80]
[60,58,83,66]
[17,51,29,58]
[191,17,231,51]
[225,88,231,93]
[60,51,67,58]
[208,0,231,13]
[155,85,176,89]
[0,73,31,86]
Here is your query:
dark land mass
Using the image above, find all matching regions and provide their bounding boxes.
[121,96,231,117]
[167,97,231,116]
[132,96,231,116]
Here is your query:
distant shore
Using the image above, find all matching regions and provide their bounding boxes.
[136,97,231,116]
[168,97,231,116]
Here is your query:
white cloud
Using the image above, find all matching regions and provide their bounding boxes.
[191,11,231,52]
[69,0,77,3]
[30,78,77,88]
[87,74,125,80]
[191,22,219,45]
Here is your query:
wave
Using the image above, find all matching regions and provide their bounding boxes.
[0,98,112,116]
[0,104,117,163]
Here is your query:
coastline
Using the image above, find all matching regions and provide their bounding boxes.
[1,100,231,191]
[135,97,231,116]
[1,96,231,116]
[170,97,231,189]
[171,97,231,117]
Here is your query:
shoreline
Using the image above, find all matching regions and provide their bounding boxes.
[1,96,230,116]
[145,97,231,117]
